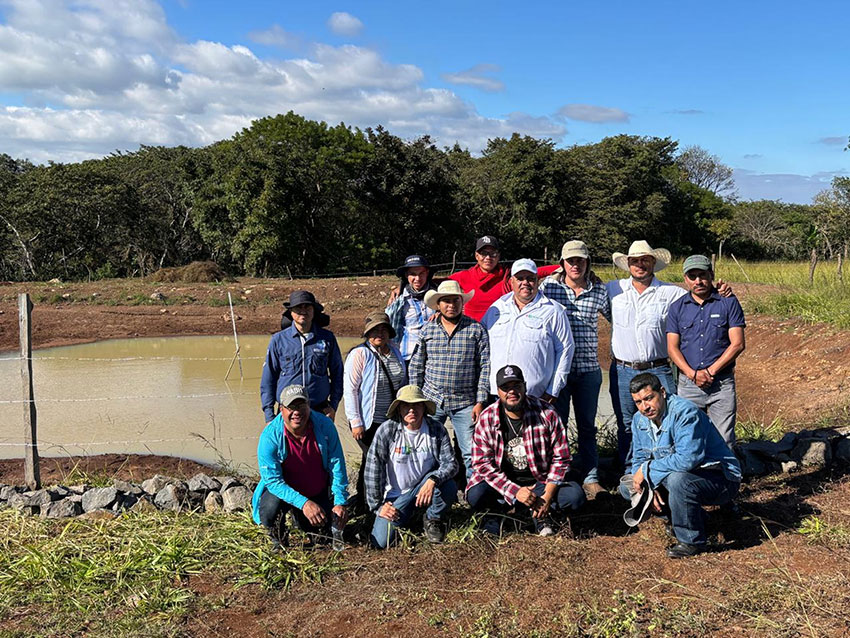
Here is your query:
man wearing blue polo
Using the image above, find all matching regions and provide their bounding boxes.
[666,255,746,446]
[261,290,344,425]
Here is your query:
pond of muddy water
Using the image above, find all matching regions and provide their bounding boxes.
[0,336,614,475]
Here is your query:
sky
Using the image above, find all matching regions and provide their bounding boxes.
[0,0,848,203]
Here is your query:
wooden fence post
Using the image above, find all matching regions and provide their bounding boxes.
[808,248,818,285]
[19,293,40,490]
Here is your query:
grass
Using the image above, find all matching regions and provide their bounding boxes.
[797,515,850,548]
[0,508,342,637]
[736,416,786,443]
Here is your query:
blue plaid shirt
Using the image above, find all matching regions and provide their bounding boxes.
[540,275,611,374]
[408,315,491,410]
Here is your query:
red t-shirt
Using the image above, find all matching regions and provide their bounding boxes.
[282,424,328,499]
[449,263,559,321]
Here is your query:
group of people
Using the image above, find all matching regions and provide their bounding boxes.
[254,235,747,558]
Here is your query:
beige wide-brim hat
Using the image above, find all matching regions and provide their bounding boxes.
[612,240,671,273]
[424,280,474,311]
[387,384,437,419]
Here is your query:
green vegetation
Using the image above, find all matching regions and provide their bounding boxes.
[797,516,850,548]
[0,508,341,637]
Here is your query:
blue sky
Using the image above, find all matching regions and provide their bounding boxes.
[1,0,847,202]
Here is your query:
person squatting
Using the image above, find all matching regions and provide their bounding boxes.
[253,236,744,559]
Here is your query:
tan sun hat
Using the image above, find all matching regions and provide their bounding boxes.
[362,310,396,339]
[387,384,437,419]
[424,280,474,311]
[612,240,671,273]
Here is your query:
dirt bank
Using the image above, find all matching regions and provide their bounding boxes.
[1,276,848,424]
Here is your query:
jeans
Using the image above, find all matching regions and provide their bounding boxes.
[467,480,586,529]
[610,362,676,471]
[257,488,333,542]
[619,469,739,545]
[370,475,457,549]
[677,372,737,447]
[554,368,603,484]
[433,403,476,479]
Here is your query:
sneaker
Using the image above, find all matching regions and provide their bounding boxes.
[481,515,502,536]
[583,482,608,501]
[423,517,446,544]
[666,542,706,559]
[536,519,556,537]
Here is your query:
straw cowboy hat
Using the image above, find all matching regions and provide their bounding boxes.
[612,240,671,273]
[387,384,437,419]
[424,280,474,311]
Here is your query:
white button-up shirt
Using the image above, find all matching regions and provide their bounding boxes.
[481,291,574,398]
[606,277,687,363]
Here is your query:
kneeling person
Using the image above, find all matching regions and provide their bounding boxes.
[364,385,458,548]
[467,365,585,536]
[252,385,349,547]
[620,373,742,558]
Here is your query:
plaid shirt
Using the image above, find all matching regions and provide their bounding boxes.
[540,275,611,374]
[466,395,572,504]
[408,315,490,409]
[363,416,458,512]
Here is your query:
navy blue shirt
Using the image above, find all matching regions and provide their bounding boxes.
[260,325,344,422]
[666,290,746,372]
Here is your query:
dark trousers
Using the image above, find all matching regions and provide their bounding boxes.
[467,480,586,516]
[354,424,379,512]
[257,489,332,542]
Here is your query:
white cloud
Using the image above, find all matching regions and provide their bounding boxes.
[557,103,630,123]
[0,0,569,163]
[327,12,363,37]
[734,169,848,204]
[248,24,300,49]
[442,64,504,92]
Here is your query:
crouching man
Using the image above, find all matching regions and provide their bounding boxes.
[620,373,741,558]
[364,385,458,548]
[252,385,349,548]
[466,365,585,536]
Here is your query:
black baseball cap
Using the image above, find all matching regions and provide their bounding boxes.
[475,235,500,252]
[496,364,525,388]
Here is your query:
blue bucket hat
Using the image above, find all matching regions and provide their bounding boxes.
[396,254,430,278]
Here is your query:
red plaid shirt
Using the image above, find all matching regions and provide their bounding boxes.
[467,395,572,504]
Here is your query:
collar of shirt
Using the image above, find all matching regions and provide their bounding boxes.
[286,325,314,342]
[507,290,547,315]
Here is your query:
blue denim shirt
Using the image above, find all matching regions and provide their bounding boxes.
[632,394,741,487]
[260,325,344,422]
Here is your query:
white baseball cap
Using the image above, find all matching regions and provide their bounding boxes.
[510,258,538,277]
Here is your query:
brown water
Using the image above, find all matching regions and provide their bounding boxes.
[0,336,613,472]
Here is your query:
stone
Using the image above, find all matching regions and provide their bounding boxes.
[41,499,81,518]
[742,439,795,458]
[141,475,173,495]
[67,484,88,495]
[834,436,850,463]
[79,509,118,521]
[188,473,221,493]
[129,496,158,513]
[0,485,18,501]
[221,485,252,512]
[48,485,72,499]
[113,479,143,496]
[118,494,138,511]
[780,461,799,473]
[791,438,832,467]
[25,489,54,508]
[8,493,38,515]
[740,448,768,477]
[203,491,223,512]
[82,487,120,513]
[216,476,242,492]
[154,482,188,512]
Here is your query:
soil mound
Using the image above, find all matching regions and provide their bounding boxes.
[149,261,226,283]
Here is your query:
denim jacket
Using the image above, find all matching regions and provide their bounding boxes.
[251,410,349,524]
[260,325,344,422]
[632,394,741,487]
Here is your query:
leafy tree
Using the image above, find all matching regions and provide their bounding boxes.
[675,145,737,200]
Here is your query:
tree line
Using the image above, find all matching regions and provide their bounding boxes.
[1,112,847,281]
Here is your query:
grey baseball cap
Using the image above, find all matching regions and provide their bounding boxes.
[279,384,309,408]
[682,254,713,274]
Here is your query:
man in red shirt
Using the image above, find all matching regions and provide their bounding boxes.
[449,236,558,321]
